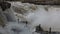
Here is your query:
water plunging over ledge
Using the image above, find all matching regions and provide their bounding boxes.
[1,2,60,34]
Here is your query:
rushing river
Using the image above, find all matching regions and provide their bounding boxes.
[12,2,60,32]
[1,2,60,34]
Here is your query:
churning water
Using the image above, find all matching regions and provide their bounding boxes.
[1,2,60,34]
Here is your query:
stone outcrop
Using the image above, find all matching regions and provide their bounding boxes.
[1,0,60,5]
[22,0,60,5]
[0,8,7,27]
[0,2,17,27]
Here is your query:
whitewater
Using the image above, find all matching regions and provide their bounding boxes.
[1,2,60,34]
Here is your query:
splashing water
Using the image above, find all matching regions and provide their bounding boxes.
[26,5,60,32]
[1,2,60,34]
[9,2,60,33]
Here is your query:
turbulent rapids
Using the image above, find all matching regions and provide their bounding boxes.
[1,1,60,34]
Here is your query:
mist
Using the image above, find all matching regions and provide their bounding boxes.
[1,2,60,34]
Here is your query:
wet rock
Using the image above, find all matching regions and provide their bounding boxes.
[0,10,7,28]
[0,2,11,11]
[35,24,44,32]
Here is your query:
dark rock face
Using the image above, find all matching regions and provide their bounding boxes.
[3,0,60,5]
[35,24,44,32]
[0,2,11,11]
[0,0,60,5]
[20,21,28,24]
[22,0,60,5]
[22,1,60,5]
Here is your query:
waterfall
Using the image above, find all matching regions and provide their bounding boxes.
[10,2,60,32]
[1,2,60,34]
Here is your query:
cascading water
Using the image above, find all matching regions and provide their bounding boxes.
[1,2,60,34]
